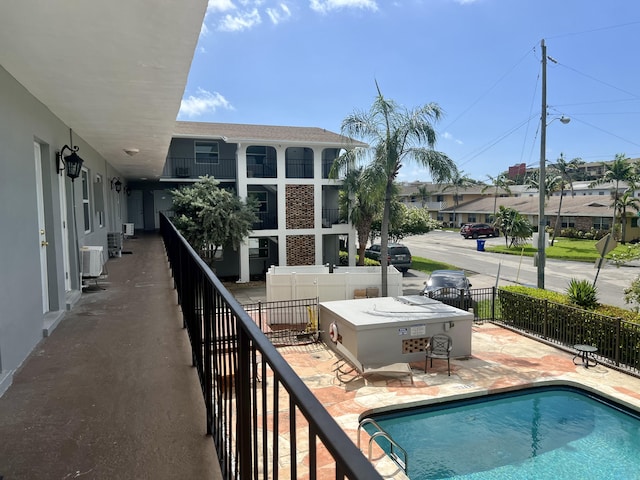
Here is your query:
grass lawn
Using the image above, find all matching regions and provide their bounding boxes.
[486,237,632,262]
[411,256,460,274]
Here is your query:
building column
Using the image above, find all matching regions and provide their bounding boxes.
[237,144,250,283]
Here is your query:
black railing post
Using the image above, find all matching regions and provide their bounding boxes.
[203,283,214,436]
[236,326,253,478]
[615,317,621,367]
[491,287,496,321]
[543,299,548,339]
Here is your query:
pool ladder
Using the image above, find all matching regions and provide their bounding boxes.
[358,418,408,475]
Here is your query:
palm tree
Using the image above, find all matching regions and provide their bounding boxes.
[440,169,479,227]
[416,184,431,209]
[337,82,456,295]
[590,153,637,236]
[548,154,584,245]
[337,166,384,265]
[493,205,533,247]
[481,173,513,222]
[525,169,562,234]
[613,191,640,244]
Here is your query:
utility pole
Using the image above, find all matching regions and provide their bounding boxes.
[537,38,547,289]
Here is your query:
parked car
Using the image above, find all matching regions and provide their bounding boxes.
[364,243,412,273]
[421,270,475,311]
[460,223,499,239]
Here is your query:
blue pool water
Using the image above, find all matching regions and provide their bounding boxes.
[363,386,640,479]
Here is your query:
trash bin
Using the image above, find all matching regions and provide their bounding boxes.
[476,239,485,252]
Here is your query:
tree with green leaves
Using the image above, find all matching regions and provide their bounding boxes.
[440,169,479,227]
[416,184,431,208]
[548,154,584,245]
[589,153,637,236]
[335,82,455,295]
[613,190,640,244]
[525,168,563,235]
[171,176,258,261]
[337,166,384,265]
[391,204,442,241]
[493,205,533,247]
[481,173,513,221]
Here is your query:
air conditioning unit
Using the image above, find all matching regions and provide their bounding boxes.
[80,246,104,278]
[123,223,135,237]
[108,232,123,257]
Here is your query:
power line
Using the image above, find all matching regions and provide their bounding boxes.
[546,20,640,40]
[443,47,536,131]
[555,61,640,99]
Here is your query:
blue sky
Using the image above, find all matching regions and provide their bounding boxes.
[179,0,640,183]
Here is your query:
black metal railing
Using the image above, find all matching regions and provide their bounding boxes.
[285,160,313,179]
[322,208,340,228]
[253,212,278,230]
[247,161,277,178]
[494,289,640,375]
[162,157,237,180]
[159,213,382,480]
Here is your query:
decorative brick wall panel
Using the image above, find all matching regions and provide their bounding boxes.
[286,235,315,266]
[286,185,314,229]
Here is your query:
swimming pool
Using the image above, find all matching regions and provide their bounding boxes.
[362,385,640,479]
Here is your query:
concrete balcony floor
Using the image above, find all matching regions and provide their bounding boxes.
[0,233,221,480]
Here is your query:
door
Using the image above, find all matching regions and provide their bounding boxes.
[128,190,144,229]
[34,142,49,313]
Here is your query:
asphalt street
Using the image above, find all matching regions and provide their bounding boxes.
[400,230,640,310]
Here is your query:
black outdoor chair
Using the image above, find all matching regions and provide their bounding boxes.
[425,333,453,376]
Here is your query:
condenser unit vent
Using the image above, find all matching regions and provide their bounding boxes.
[81,246,104,278]
[108,232,123,257]
[123,223,135,237]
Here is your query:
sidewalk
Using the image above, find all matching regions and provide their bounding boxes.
[0,234,221,480]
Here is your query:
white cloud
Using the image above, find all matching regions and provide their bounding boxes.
[266,4,292,24]
[454,0,478,4]
[442,131,463,145]
[207,0,236,13]
[178,89,234,118]
[218,8,262,31]
[309,0,378,14]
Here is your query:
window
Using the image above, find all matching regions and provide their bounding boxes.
[468,214,477,222]
[250,191,268,212]
[593,217,610,230]
[81,168,91,233]
[560,216,575,228]
[247,145,266,165]
[195,141,219,164]
[249,238,269,258]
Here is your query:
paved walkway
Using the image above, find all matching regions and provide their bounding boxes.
[0,234,221,480]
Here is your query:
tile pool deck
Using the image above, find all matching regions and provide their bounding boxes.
[269,322,640,479]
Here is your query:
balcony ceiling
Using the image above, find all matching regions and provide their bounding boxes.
[0,1,207,180]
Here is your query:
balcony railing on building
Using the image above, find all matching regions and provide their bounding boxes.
[322,208,341,228]
[246,160,277,179]
[253,212,278,230]
[159,213,382,479]
[285,160,313,179]
[162,157,237,180]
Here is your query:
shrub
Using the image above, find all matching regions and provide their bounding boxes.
[624,276,640,312]
[500,285,568,304]
[566,278,598,310]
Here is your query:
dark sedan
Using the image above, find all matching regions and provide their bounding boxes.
[422,270,475,311]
